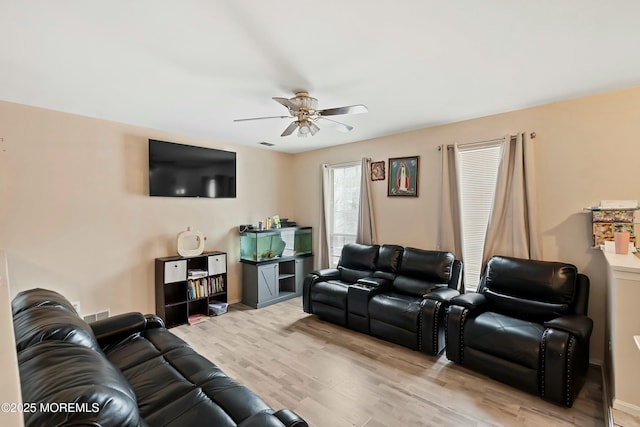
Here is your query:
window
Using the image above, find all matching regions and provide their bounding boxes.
[457,142,503,291]
[327,162,362,267]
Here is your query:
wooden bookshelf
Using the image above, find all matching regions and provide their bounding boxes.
[155,251,227,328]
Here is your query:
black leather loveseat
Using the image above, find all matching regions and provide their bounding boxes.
[303,243,462,355]
[12,288,307,427]
[446,256,593,407]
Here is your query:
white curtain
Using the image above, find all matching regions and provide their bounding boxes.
[318,164,331,268]
[356,158,377,244]
[482,132,542,265]
[438,144,464,259]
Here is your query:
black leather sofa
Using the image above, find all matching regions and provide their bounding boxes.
[446,256,593,407]
[303,243,462,355]
[12,288,307,427]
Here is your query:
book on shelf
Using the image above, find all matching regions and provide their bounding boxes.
[208,276,225,294]
[187,280,196,300]
[188,314,209,325]
[187,269,208,279]
[187,276,225,300]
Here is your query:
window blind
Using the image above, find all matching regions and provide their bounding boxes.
[457,143,502,291]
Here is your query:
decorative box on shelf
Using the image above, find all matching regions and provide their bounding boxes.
[584,202,639,248]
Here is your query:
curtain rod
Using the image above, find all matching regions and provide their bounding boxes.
[437,132,536,151]
[323,159,365,168]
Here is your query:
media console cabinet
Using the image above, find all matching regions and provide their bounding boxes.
[239,226,313,308]
[241,255,313,309]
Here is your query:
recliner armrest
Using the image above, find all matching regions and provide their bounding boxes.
[90,312,162,346]
[449,292,487,311]
[273,409,309,427]
[236,410,308,427]
[544,314,593,341]
[144,313,165,329]
[423,287,460,303]
[356,276,393,288]
[313,268,341,280]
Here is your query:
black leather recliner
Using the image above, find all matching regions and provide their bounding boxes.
[302,243,380,325]
[303,244,463,355]
[446,256,593,407]
[368,247,462,355]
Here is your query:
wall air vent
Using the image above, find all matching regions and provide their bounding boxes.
[83,309,110,323]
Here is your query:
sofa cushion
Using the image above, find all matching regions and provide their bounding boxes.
[368,293,422,332]
[12,287,77,316]
[337,243,379,283]
[13,305,102,352]
[310,280,349,309]
[464,311,546,369]
[373,244,404,280]
[18,341,143,427]
[393,248,454,296]
[104,328,273,426]
[482,256,577,320]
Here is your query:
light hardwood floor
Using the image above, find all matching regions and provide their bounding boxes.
[173,298,605,427]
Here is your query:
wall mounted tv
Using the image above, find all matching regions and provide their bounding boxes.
[149,139,236,198]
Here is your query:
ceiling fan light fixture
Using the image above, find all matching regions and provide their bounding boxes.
[297,121,311,137]
[291,92,318,111]
[235,92,367,138]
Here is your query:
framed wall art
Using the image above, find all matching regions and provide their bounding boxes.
[388,156,419,197]
[371,161,385,181]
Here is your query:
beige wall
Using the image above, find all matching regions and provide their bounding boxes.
[0,251,24,427]
[0,101,293,315]
[292,86,640,363]
[3,87,640,363]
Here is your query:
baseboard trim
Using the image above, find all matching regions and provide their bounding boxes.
[590,357,603,366]
[613,400,640,418]
[597,361,614,427]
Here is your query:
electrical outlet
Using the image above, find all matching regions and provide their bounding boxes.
[71,301,80,314]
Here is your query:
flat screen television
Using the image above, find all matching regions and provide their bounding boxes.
[149,139,236,198]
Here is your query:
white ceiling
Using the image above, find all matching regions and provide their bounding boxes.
[2,1,639,153]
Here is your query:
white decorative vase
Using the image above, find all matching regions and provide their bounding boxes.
[177,226,205,257]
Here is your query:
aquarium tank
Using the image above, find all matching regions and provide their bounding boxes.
[240,227,312,262]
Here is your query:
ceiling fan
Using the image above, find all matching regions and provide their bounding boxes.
[234,92,368,137]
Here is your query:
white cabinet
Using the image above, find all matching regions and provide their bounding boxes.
[603,249,640,417]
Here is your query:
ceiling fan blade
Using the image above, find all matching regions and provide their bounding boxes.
[319,117,353,132]
[318,104,368,116]
[234,115,290,122]
[281,121,299,137]
[273,97,299,111]
[309,122,320,136]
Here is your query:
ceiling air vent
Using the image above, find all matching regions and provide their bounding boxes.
[259,142,275,147]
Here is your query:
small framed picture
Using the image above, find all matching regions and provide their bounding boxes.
[388,156,419,197]
[371,161,385,181]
